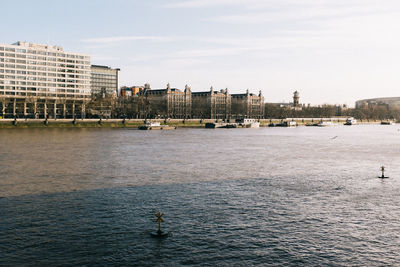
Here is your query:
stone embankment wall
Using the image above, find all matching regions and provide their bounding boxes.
[0,118,382,128]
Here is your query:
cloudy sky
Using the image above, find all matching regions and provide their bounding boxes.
[2,0,400,106]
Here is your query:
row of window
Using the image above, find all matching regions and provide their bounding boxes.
[0,82,89,89]
[92,73,117,77]
[0,52,89,64]
[0,65,90,73]
[0,47,89,60]
[0,62,89,70]
[0,78,89,84]
[92,80,117,83]
[0,70,88,79]
[92,82,117,86]
[0,91,91,99]
[0,85,89,93]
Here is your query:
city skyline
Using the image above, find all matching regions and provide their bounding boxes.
[2,0,400,106]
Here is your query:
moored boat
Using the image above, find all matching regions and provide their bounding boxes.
[381,120,395,125]
[205,121,237,128]
[138,121,176,130]
[235,118,260,128]
[317,121,334,127]
[270,121,297,127]
[344,117,357,125]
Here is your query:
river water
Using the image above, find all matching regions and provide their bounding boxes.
[1,125,400,266]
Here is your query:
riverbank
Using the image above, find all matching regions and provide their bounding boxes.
[0,118,386,128]
[0,119,210,128]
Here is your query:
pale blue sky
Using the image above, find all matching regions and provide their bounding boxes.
[2,0,400,106]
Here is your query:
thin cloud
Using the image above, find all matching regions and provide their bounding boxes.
[165,0,400,9]
[163,0,302,9]
[209,5,396,24]
[163,0,245,8]
[81,36,172,44]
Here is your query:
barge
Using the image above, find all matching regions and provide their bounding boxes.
[138,121,176,130]
[205,118,259,129]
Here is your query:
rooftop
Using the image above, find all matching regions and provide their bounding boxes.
[12,41,64,51]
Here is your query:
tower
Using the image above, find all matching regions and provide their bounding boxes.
[293,91,299,108]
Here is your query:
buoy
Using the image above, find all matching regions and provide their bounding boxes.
[379,166,389,179]
[150,211,170,238]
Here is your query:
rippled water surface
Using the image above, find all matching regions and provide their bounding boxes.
[2,125,400,266]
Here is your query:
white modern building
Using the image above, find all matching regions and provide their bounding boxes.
[0,41,91,118]
[91,65,119,97]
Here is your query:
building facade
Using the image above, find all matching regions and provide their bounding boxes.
[355,97,400,109]
[231,90,265,118]
[192,87,231,119]
[120,86,143,98]
[91,65,119,97]
[0,41,91,118]
[138,83,192,118]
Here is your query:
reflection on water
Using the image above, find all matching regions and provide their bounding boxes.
[1,125,400,265]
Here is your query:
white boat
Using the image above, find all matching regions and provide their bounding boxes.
[285,121,297,127]
[205,121,237,128]
[271,121,297,127]
[205,118,259,128]
[138,121,176,130]
[317,121,334,127]
[236,118,260,128]
[381,120,395,125]
[344,117,357,125]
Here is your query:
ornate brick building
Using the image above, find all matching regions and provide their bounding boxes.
[134,83,264,119]
[231,90,265,119]
[192,87,231,119]
[138,83,192,118]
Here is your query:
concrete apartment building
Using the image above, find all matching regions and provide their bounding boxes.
[91,65,119,97]
[0,41,91,118]
[192,87,231,119]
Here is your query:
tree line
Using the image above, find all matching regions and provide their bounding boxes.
[265,104,400,120]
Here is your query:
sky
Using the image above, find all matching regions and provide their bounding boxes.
[2,0,400,106]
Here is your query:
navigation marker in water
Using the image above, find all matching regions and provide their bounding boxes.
[379,166,389,179]
[151,211,169,238]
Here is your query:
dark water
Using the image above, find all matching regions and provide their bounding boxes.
[2,125,400,266]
